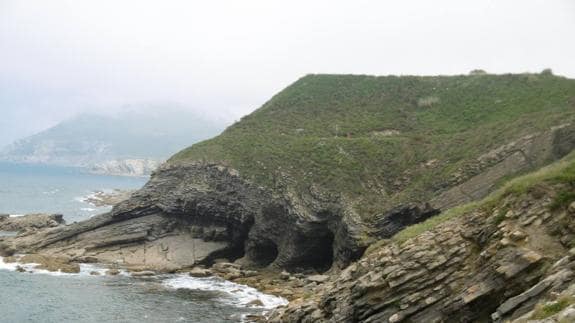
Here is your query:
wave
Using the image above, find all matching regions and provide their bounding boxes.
[0,256,127,277]
[163,275,288,310]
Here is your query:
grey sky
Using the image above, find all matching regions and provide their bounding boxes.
[1,0,574,146]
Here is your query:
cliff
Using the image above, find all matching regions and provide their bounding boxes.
[1,73,575,322]
[271,152,575,322]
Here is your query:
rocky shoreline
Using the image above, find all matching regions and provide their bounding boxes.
[0,213,65,233]
[81,189,134,207]
[3,190,575,322]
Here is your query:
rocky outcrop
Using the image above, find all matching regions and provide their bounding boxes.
[431,124,575,211]
[372,124,575,239]
[270,188,575,322]
[81,189,134,207]
[0,163,366,272]
[0,213,65,233]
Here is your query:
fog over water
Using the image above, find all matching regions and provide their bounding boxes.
[1,0,574,146]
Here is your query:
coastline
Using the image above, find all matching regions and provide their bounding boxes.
[0,253,289,321]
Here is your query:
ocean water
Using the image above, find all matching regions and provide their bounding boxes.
[0,162,285,322]
[0,162,147,222]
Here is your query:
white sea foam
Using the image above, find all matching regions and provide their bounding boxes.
[9,214,25,217]
[74,193,96,204]
[162,275,288,310]
[0,256,127,277]
[80,207,96,212]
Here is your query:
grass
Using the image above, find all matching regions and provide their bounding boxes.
[390,151,575,243]
[392,202,480,243]
[550,191,575,211]
[531,295,575,320]
[170,73,575,219]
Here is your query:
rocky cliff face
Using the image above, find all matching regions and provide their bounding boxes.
[2,125,575,278]
[270,186,575,322]
[1,162,365,271]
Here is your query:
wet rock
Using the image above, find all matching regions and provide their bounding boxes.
[106,269,120,276]
[90,271,101,276]
[189,267,212,277]
[131,270,156,277]
[0,214,64,232]
[247,299,264,307]
[15,265,26,272]
[19,254,80,273]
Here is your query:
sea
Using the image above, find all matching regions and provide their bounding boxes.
[0,162,286,322]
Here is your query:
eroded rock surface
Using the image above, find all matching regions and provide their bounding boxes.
[270,188,575,322]
[0,163,365,272]
[0,213,64,233]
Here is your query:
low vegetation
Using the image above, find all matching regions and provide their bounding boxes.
[530,295,575,320]
[171,73,575,219]
[390,151,575,243]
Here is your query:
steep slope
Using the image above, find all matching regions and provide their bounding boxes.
[173,73,575,219]
[1,107,224,173]
[271,152,575,322]
[3,73,575,274]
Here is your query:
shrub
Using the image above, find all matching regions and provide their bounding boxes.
[531,296,574,319]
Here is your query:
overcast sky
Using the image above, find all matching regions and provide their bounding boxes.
[1,0,574,146]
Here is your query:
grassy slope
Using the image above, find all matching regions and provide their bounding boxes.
[392,150,575,244]
[171,73,575,218]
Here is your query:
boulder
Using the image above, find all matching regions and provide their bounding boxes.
[189,267,212,277]
[19,254,80,273]
[131,270,156,277]
[247,299,264,307]
[106,269,120,276]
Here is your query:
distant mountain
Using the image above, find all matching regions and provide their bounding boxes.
[0,107,225,175]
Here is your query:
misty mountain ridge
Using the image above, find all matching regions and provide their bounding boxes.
[0,108,225,175]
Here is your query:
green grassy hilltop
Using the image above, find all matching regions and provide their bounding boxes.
[171,72,575,218]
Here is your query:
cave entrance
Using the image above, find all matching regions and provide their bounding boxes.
[249,239,279,267]
[286,225,335,273]
[305,228,334,272]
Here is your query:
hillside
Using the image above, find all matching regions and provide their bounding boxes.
[172,73,575,219]
[1,108,224,173]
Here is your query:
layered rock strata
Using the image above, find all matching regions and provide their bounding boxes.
[270,190,575,322]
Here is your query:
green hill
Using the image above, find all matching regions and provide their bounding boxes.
[171,73,575,219]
